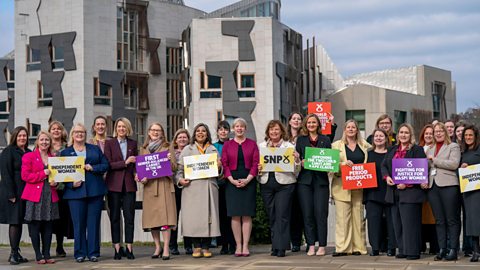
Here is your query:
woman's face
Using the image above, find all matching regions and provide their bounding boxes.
[373,131,386,148]
[306,116,319,134]
[398,126,411,144]
[423,127,434,145]
[37,134,51,151]
[289,114,302,130]
[455,126,465,142]
[268,124,282,142]
[464,129,476,147]
[195,126,207,144]
[16,130,28,148]
[434,126,446,143]
[445,121,455,137]
[72,126,86,144]
[176,133,189,149]
[116,121,127,138]
[233,123,246,138]
[94,118,107,136]
[50,124,63,140]
[217,127,229,141]
[148,124,163,141]
[377,118,392,133]
[345,122,357,138]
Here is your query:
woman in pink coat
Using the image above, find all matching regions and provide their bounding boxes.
[21,131,59,264]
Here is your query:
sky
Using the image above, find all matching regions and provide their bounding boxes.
[1,0,479,113]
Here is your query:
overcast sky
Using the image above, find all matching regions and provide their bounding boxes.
[1,0,478,112]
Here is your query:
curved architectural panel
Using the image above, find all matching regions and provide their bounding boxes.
[222,20,255,61]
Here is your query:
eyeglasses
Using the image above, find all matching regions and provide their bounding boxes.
[378,121,391,125]
[73,131,85,134]
[150,129,162,133]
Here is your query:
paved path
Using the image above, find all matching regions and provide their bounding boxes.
[0,245,478,270]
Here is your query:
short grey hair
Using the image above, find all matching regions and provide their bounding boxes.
[232,117,247,128]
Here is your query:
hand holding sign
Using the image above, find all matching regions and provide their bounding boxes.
[392,158,428,184]
[304,147,340,172]
[341,163,377,190]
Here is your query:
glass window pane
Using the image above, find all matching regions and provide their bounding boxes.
[241,75,254,88]
[54,46,64,60]
[207,75,222,89]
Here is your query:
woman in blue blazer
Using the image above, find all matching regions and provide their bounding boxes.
[60,123,109,263]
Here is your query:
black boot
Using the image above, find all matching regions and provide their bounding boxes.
[8,250,20,265]
[445,249,458,261]
[435,248,447,261]
[471,238,480,262]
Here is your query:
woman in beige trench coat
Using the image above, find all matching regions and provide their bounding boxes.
[176,123,221,258]
[138,123,177,260]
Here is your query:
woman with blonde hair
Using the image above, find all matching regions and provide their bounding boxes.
[89,115,109,152]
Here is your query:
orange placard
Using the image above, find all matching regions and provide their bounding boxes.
[341,162,377,190]
[308,102,332,135]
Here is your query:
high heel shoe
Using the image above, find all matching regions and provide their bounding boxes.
[114,249,122,260]
[434,248,447,261]
[126,248,135,260]
[445,249,458,261]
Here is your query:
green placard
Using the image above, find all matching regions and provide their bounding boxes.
[304,147,340,172]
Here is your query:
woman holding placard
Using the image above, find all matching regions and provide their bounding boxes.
[258,120,300,257]
[331,119,370,256]
[364,129,395,256]
[104,117,138,260]
[295,114,332,256]
[426,122,461,261]
[382,123,427,260]
[21,131,59,264]
[60,123,109,263]
[176,123,221,258]
[138,123,177,260]
[459,124,480,262]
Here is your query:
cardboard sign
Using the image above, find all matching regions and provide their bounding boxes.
[184,153,219,180]
[48,156,85,183]
[392,158,428,184]
[260,147,295,172]
[341,162,377,190]
[459,164,480,193]
[304,147,340,172]
[308,102,333,135]
[136,151,173,180]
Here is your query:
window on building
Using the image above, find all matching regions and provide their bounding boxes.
[167,79,182,110]
[0,100,9,120]
[200,71,205,89]
[394,110,407,132]
[432,81,446,120]
[124,80,138,109]
[207,75,222,89]
[26,45,41,71]
[345,110,366,131]
[240,74,255,88]
[136,114,146,143]
[200,91,222,99]
[117,6,144,71]
[166,47,182,74]
[93,77,111,105]
[28,121,41,145]
[50,45,64,69]
[4,67,14,89]
[37,80,52,107]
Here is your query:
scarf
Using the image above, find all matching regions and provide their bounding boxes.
[148,139,163,154]
[195,141,210,154]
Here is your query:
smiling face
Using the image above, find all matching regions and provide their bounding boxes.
[464,129,476,148]
[72,126,86,145]
[94,118,107,137]
[455,126,465,142]
[176,132,189,149]
[148,124,163,141]
[233,122,246,138]
[423,127,434,145]
[195,126,207,144]
[217,127,229,142]
[398,126,411,145]
[434,126,446,143]
[345,121,358,139]
[116,120,127,139]
[289,113,303,130]
[268,124,282,142]
[377,118,392,133]
[306,116,319,134]
[16,130,28,148]
[37,133,51,152]
[373,130,387,148]
[445,121,455,137]
[49,124,63,140]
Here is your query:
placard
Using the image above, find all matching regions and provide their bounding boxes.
[184,153,219,180]
[341,162,377,190]
[48,156,85,183]
[308,102,333,135]
[260,147,295,172]
[304,147,340,172]
[136,151,173,180]
[392,158,428,184]
[459,164,480,193]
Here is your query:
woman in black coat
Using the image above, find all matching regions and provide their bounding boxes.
[382,123,427,260]
[0,127,32,265]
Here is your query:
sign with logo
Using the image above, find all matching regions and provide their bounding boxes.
[459,164,480,193]
[341,163,377,190]
[260,147,295,172]
[48,156,85,183]
[184,153,219,180]
[392,158,428,184]
[136,151,173,180]
[304,147,340,172]
[308,102,333,135]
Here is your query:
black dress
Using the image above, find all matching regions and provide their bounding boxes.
[225,145,256,217]
[346,144,365,164]
[24,165,60,222]
[0,145,31,224]
[461,148,480,236]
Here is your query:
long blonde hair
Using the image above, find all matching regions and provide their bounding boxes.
[341,119,366,147]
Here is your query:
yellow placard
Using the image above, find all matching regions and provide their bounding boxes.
[259,147,295,172]
[183,153,218,180]
[48,156,85,183]
[459,164,480,193]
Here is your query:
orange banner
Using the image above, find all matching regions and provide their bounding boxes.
[308,102,332,135]
[341,162,377,190]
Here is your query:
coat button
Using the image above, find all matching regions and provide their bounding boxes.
[37,186,40,188]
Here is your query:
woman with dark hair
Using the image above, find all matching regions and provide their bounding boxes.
[296,114,331,256]
[21,131,59,264]
[176,123,221,258]
[364,128,395,256]
[366,114,396,145]
[0,126,31,265]
[138,122,177,260]
[104,117,138,260]
[258,120,300,257]
[459,124,480,262]
[382,123,427,260]
[169,129,193,255]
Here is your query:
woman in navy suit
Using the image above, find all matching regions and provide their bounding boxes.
[60,123,109,263]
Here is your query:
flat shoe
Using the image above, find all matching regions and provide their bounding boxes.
[192,248,202,258]
[316,247,326,256]
[46,258,55,264]
[202,250,212,258]
[332,252,347,257]
[89,256,98,262]
[234,253,243,257]
[242,253,250,257]
[36,259,46,264]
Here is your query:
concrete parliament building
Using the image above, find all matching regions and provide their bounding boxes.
[0,0,456,243]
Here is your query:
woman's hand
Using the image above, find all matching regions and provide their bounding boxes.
[386,176,395,186]
[345,160,354,167]
[140,177,147,184]
[397,184,406,190]
[427,155,434,161]
[179,178,190,187]
[167,152,172,160]
[301,159,305,168]
[258,163,263,172]
[461,163,469,168]
[125,156,136,165]
[73,181,82,188]
[420,183,429,189]
[84,164,93,171]
[9,198,16,203]
[217,159,222,169]
[44,169,51,176]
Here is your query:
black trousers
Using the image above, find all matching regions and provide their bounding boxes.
[297,182,329,246]
[428,183,461,249]
[28,221,53,260]
[260,178,295,250]
[169,185,192,250]
[218,183,235,250]
[108,190,135,244]
[192,237,211,249]
[290,184,305,247]
[391,202,422,256]
[365,201,396,251]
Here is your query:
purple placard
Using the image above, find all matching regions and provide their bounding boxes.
[392,158,428,184]
[136,151,173,180]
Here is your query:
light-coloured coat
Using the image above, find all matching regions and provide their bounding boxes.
[427,142,461,188]
[139,145,178,230]
[257,140,300,185]
[175,144,220,237]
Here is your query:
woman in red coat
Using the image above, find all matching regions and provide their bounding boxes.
[21,131,59,264]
